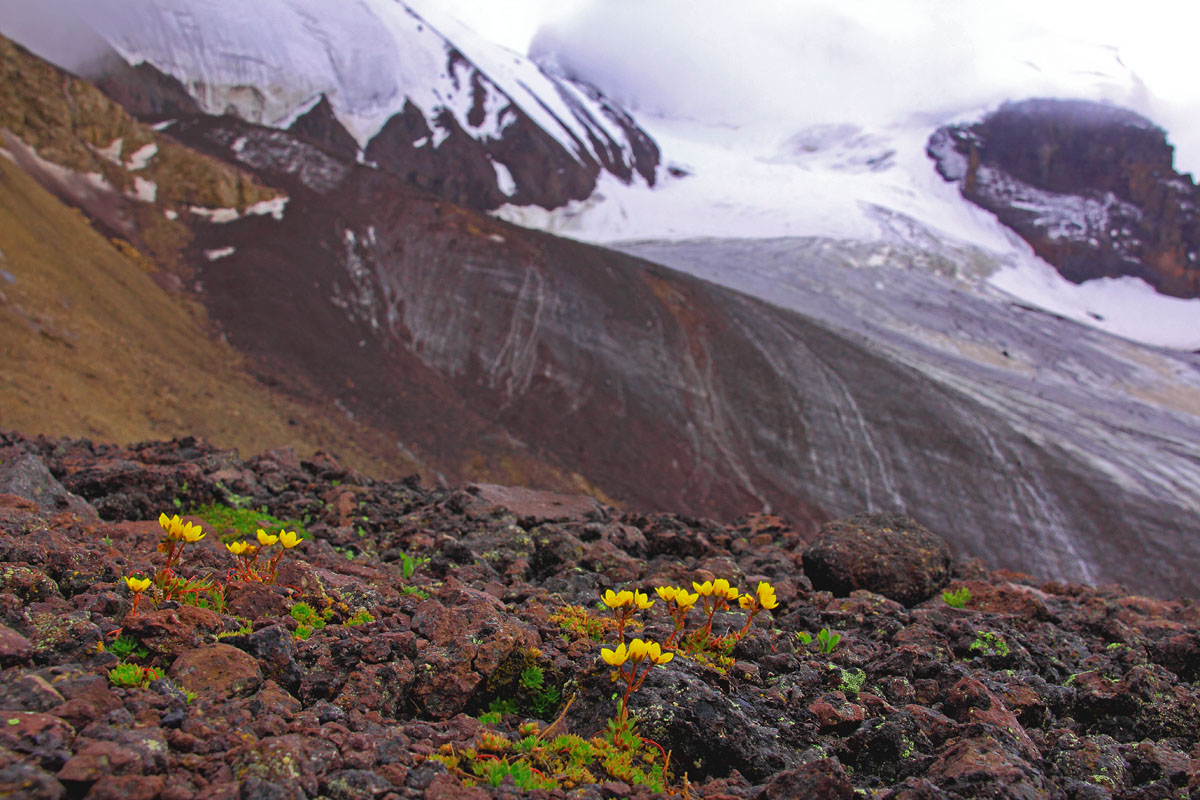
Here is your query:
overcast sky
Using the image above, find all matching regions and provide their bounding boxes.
[411,0,1200,172]
[5,0,1199,171]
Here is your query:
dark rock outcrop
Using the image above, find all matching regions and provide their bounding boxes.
[928,98,1200,298]
[803,513,951,606]
[86,53,201,119]
[288,95,359,163]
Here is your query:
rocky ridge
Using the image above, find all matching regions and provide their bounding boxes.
[0,430,1197,799]
[70,0,660,212]
[928,98,1200,299]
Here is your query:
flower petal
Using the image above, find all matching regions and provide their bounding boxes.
[601,643,627,666]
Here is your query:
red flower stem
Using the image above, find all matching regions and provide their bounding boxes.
[738,606,760,636]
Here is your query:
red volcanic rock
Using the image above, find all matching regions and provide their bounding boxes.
[929,98,1200,298]
[122,606,225,660]
[169,643,262,698]
[0,430,1197,797]
[764,759,855,800]
[0,624,32,667]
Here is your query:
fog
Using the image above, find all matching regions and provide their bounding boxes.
[452,0,1200,173]
[0,0,112,72]
[5,0,1200,173]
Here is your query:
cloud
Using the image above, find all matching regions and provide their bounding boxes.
[0,0,112,73]
[528,0,1200,171]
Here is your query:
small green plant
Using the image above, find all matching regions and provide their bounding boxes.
[290,601,329,641]
[186,502,308,544]
[816,627,841,654]
[478,710,503,725]
[433,718,670,793]
[101,534,114,547]
[344,609,375,626]
[795,631,813,645]
[550,605,618,642]
[215,622,253,640]
[529,684,562,718]
[969,630,1009,658]
[108,635,148,661]
[488,698,520,716]
[520,666,545,691]
[474,757,552,790]
[108,662,161,689]
[397,551,430,580]
[838,667,866,696]
[942,586,971,608]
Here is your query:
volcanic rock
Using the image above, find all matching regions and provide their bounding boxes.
[928,98,1200,298]
[0,453,97,521]
[169,643,263,698]
[0,431,1193,797]
[802,512,951,605]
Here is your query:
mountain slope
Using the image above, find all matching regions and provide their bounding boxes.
[161,109,1200,597]
[0,126,409,476]
[3,33,1200,596]
[52,0,658,211]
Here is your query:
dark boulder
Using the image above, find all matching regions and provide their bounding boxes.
[802,512,951,605]
[0,453,96,521]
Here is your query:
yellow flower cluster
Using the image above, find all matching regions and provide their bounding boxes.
[602,578,781,654]
[592,579,780,726]
[654,586,698,609]
[693,578,738,602]
[601,589,654,610]
[159,513,207,543]
[601,638,674,667]
[600,634,675,724]
[739,581,780,612]
[227,528,301,583]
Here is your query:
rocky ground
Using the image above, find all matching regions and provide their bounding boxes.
[0,429,1196,799]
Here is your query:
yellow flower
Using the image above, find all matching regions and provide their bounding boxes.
[655,586,677,602]
[226,540,252,556]
[601,642,628,666]
[713,579,739,601]
[756,581,779,610]
[739,595,755,610]
[675,590,699,609]
[626,638,650,663]
[602,589,633,609]
[256,529,279,546]
[180,522,206,543]
[278,530,302,549]
[124,575,152,593]
[692,580,713,596]
[159,513,184,540]
[633,590,654,610]
[645,641,674,665]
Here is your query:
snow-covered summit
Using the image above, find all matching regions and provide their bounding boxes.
[0,0,658,210]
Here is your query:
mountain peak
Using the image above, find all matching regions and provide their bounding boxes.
[62,0,658,211]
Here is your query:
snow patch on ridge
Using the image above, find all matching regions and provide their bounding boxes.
[56,0,647,185]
